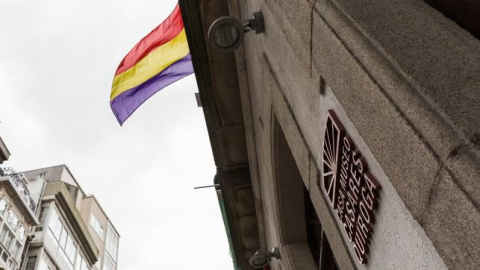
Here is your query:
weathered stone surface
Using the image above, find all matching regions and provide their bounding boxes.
[263,0,313,71]
[311,7,441,221]
[445,145,480,210]
[257,4,324,175]
[423,169,480,269]
[222,124,248,166]
[239,215,260,249]
[271,88,312,190]
[312,0,471,162]
[209,55,243,125]
[327,0,480,144]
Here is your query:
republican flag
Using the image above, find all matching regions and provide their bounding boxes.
[110,4,194,125]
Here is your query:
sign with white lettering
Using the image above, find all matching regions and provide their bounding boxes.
[321,110,381,264]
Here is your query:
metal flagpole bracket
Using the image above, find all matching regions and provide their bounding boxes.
[241,12,265,34]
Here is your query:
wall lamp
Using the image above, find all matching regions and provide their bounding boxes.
[208,12,264,52]
[248,247,281,269]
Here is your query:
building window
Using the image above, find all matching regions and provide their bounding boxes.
[304,187,339,269]
[0,246,6,262]
[6,210,19,231]
[75,256,87,270]
[10,241,21,259]
[37,256,50,270]
[48,210,63,241]
[74,255,82,270]
[305,187,322,266]
[103,254,116,270]
[59,248,72,269]
[39,206,49,224]
[90,214,104,240]
[105,225,119,261]
[36,206,50,231]
[18,226,26,241]
[0,225,14,250]
[319,232,339,270]
[0,199,7,216]
[3,230,13,250]
[65,234,77,264]
[7,260,15,270]
[47,209,85,269]
[25,256,37,270]
[0,226,7,242]
[59,227,68,250]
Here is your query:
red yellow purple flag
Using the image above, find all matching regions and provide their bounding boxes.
[110,4,194,125]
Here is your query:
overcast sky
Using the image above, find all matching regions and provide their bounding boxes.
[0,0,233,269]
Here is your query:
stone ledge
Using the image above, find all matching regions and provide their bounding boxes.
[444,145,480,210]
[312,6,441,221]
[263,0,314,72]
[423,169,480,269]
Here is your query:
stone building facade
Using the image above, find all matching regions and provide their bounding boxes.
[180,0,480,269]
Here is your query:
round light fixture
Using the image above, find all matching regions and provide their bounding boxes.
[208,16,244,52]
[248,247,281,269]
[208,12,265,52]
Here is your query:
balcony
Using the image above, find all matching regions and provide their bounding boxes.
[0,167,39,224]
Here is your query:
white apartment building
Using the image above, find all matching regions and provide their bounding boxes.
[0,137,119,270]
[21,165,120,270]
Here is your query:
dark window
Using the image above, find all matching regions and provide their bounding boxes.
[25,256,37,270]
[304,187,339,270]
[320,232,339,270]
[305,187,322,266]
[36,206,50,231]
[39,206,49,225]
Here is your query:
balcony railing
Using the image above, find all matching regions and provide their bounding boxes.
[0,167,37,213]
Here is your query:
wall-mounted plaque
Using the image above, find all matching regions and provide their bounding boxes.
[321,110,381,264]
